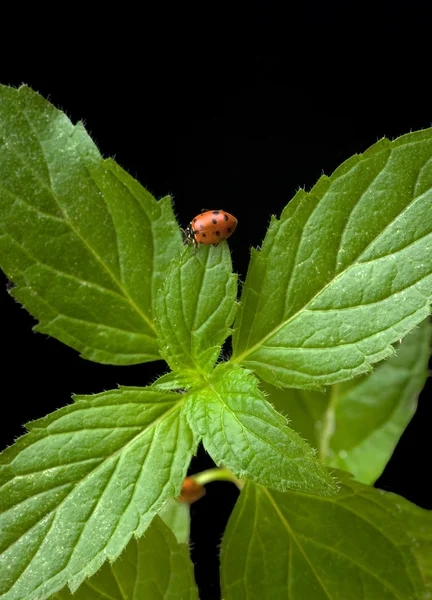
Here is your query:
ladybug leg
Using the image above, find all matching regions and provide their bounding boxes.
[183,224,201,251]
[181,227,191,246]
[188,234,198,253]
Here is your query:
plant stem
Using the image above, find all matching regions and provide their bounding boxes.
[191,467,245,490]
[319,382,339,461]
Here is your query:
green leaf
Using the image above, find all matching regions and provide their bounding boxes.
[156,244,237,377]
[184,363,337,494]
[399,499,432,595]
[151,371,200,391]
[54,516,197,600]
[264,320,432,484]
[221,472,432,600]
[263,385,328,454]
[159,498,191,544]
[0,387,196,600]
[54,516,198,600]
[232,129,432,389]
[0,84,182,365]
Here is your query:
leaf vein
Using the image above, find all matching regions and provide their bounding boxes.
[262,487,334,600]
[0,183,65,222]
[1,402,183,570]
[18,103,157,334]
[335,150,392,271]
[234,158,432,365]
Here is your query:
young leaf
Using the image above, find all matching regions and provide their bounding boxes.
[0,387,196,600]
[264,320,432,484]
[0,84,182,365]
[156,244,237,377]
[184,363,337,495]
[221,472,431,600]
[232,129,432,389]
[55,516,198,599]
[159,498,191,544]
[151,371,201,391]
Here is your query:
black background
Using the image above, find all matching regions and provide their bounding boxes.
[1,4,432,598]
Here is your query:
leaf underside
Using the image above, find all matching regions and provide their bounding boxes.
[221,473,432,599]
[159,498,191,545]
[55,516,198,600]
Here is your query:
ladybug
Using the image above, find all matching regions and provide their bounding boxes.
[185,210,237,246]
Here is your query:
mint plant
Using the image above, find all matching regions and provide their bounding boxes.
[0,84,431,600]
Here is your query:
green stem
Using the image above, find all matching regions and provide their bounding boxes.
[319,383,340,461]
[191,467,245,490]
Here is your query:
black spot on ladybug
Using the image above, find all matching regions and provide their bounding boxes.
[212,218,217,224]
[200,224,204,228]
[213,211,220,215]
[202,233,206,238]
[193,218,197,223]
[193,230,199,235]
[224,214,229,221]
[215,231,220,236]
[227,227,232,233]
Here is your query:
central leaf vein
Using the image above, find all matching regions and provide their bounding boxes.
[234,150,432,365]
[262,487,333,600]
[2,401,183,575]
[15,104,157,334]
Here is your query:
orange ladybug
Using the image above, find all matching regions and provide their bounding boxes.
[185,210,237,246]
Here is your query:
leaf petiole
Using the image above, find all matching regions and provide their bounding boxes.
[191,467,245,490]
[318,382,340,461]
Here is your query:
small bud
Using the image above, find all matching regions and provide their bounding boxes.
[178,477,206,504]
